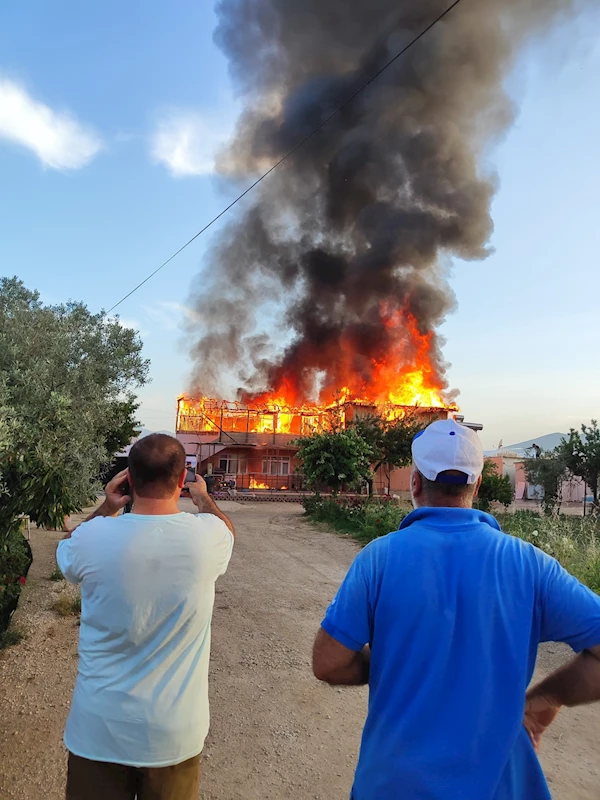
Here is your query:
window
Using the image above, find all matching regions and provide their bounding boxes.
[262,457,290,476]
[218,456,247,474]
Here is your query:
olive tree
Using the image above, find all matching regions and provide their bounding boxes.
[0,277,149,536]
[523,450,568,516]
[557,422,600,510]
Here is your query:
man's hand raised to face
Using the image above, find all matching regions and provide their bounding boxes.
[103,469,132,515]
[62,469,131,539]
[185,475,235,539]
[185,474,208,506]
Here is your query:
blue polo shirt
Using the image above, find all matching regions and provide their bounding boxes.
[321,507,600,799]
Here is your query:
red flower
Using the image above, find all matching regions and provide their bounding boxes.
[18,576,26,585]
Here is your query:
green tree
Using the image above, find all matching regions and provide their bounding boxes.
[350,411,426,494]
[523,450,568,516]
[294,428,374,496]
[475,460,514,512]
[0,277,149,536]
[557,421,600,510]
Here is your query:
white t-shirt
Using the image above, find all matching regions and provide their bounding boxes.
[56,511,233,767]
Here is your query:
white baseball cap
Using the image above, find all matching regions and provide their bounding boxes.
[412,419,484,485]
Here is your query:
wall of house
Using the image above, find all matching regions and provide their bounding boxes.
[195,446,303,491]
[373,466,412,495]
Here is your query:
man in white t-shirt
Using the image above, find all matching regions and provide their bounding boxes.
[57,433,235,800]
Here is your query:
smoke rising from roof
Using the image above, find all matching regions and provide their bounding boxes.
[188,0,589,406]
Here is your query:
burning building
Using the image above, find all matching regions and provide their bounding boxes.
[176,392,459,494]
[177,0,588,487]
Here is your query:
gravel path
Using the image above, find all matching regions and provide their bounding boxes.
[0,501,599,799]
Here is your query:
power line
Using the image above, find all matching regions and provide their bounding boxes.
[107,0,463,314]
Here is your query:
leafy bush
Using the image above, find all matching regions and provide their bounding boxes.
[49,565,64,582]
[294,429,374,495]
[0,525,32,635]
[303,495,408,544]
[475,460,514,512]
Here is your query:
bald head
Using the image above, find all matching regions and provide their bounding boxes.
[128,433,186,499]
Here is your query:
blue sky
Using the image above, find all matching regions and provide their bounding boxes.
[1,2,598,450]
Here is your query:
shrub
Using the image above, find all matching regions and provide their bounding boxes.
[49,565,64,582]
[475,460,514,512]
[52,593,81,617]
[294,429,373,495]
[0,625,25,649]
[0,524,32,635]
[303,495,408,544]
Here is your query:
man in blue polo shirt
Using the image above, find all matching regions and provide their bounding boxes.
[313,419,600,799]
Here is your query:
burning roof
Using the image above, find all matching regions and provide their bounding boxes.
[176,392,456,438]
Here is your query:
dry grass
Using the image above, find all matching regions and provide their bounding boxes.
[51,594,81,617]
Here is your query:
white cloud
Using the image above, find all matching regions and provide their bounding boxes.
[106,315,148,339]
[0,78,102,169]
[145,301,200,331]
[150,111,232,177]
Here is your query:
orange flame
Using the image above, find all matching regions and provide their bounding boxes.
[251,311,454,411]
[177,309,457,436]
[248,477,270,490]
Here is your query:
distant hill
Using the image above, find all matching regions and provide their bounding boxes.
[504,432,568,453]
[136,427,174,438]
[114,427,175,457]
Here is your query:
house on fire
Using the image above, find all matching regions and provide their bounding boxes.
[175,396,476,495]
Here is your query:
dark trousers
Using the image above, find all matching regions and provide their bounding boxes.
[66,752,201,800]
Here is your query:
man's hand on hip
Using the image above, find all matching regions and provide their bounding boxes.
[523,694,561,751]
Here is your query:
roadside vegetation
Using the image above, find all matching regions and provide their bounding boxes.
[299,413,600,592]
[303,497,600,593]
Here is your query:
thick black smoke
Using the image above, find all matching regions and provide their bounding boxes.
[189,0,587,405]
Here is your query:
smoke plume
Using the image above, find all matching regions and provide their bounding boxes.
[189,0,587,406]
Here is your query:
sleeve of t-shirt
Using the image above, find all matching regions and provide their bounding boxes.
[539,552,600,652]
[320,547,374,652]
[56,519,103,584]
[196,514,234,577]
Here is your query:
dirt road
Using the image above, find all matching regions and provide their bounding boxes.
[1,501,599,799]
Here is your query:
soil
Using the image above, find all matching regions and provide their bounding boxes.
[0,501,599,799]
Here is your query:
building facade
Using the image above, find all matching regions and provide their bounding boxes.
[176,397,457,494]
